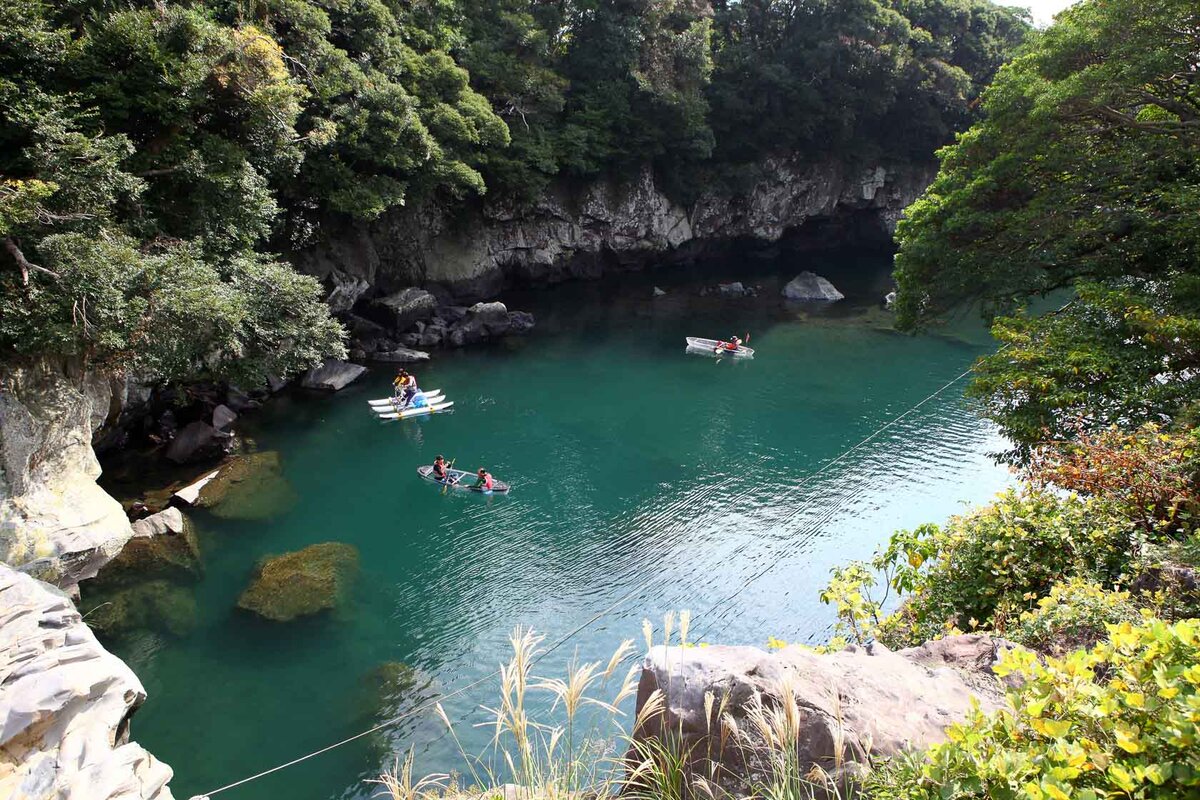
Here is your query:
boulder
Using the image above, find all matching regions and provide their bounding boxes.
[884,290,897,309]
[372,287,438,331]
[633,635,1014,795]
[163,421,233,464]
[782,272,845,302]
[195,451,296,520]
[0,360,136,589]
[373,347,431,363]
[212,403,238,431]
[718,281,746,296]
[0,564,176,799]
[653,286,667,297]
[82,579,198,639]
[508,311,536,334]
[96,508,201,585]
[453,301,512,343]
[266,373,289,393]
[236,542,359,622]
[301,359,367,391]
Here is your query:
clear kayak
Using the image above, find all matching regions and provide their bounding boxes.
[368,389,441,407]
[416,465,510,493]
[377,401,454,420]
[685,337,755,358]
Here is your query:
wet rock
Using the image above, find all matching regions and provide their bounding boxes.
[164,420,234,464]
[301,358,367,391]
[0,564,177,799]
[372,287,438,331]
[212,403,238,431]
[374,347,431,363]
[96,509,201,586]
[782,271,845,302]
[236,542,359,622]
[633,635,1014,796]
[195,451,296,520]
[84,579,198,638]
[508,311,536,333]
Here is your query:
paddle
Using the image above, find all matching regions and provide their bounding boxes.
[441,458,457,495]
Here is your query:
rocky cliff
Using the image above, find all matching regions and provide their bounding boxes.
[0,359,137,592]
[297,160,934,309]
[0,564,175,800]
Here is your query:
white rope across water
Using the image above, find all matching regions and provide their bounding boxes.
[189,359,984,799]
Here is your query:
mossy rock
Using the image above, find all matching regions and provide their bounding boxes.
[360,661,437,758]
[236,542,359,622]
[97,515,202,586]
[85,580,198,638]
[196,451,297,520]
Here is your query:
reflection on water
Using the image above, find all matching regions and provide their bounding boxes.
[93,250,1012,800]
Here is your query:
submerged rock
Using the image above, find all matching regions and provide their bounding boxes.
[0,564,177,799]
[237,542,359,622]
[633,635,1014,795]
[195,451,297,520]
[782,271,845,302]
[301,359,367,391]
[84,579,198,638]
[97,508,201,585]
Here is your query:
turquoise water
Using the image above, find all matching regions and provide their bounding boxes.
[95,251,1011,800]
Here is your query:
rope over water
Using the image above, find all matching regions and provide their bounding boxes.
[189,349,1002,799]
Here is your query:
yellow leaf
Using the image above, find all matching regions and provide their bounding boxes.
[1124,692,1145,709]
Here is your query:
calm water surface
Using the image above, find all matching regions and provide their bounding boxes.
[97,251,1012,800]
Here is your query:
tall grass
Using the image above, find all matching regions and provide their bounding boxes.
[369,614,863,800]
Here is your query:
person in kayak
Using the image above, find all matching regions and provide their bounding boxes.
[432,455,449,482]
[393,369,419,406]
[474,468,494,491]
[714,334,744,353]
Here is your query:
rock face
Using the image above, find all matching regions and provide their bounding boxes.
[237,542,359,622]
[0,564,176,799]
[0,359,135,590]
[296,160,933,303]
[301,359,367,391]
[782,272,845,302]
[633,636,1013,794]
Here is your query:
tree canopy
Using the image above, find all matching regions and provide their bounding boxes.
[0,0,1029,383]
[892,0,1200,456]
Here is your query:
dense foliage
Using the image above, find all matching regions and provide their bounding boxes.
[867,619,1200,800]
[892,0,1200,454]
[1,0,1028,381]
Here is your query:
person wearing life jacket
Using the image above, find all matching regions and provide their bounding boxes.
[474,468,494,491]
[432,455,449,482]
[714,334,744,353]
[393,369,418,406]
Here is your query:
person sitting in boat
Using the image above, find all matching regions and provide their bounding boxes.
[474,468,494,491]
[432,455,449,482]
[714,335,743,353]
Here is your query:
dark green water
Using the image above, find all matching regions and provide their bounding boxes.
[97,251,1011,800]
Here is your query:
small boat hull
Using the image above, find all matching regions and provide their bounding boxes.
[417,465,510,493]
[377,401,454,420]
[685,337,755,358]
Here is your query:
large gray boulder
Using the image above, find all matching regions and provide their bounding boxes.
[633,636,1014,795]
[0,564,176,799]
[373,347,431,363]
[163,421,233,464]
[301,359,367,391]
[0,359,135,590]
[372,288,438,331]
[782,272,845,302]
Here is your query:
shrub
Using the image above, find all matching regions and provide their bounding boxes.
[866,618,1200,800]
[821,487,1137,649]
[1010,578,1142,657]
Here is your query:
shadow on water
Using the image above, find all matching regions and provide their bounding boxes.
[88,246,1011,800]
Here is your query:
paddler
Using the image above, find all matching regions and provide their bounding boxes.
[432,455,449,482]
[474,468,494,491]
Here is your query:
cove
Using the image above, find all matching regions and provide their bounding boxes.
[93,248,1012,800]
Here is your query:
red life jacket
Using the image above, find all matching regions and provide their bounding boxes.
[483,473,494,489]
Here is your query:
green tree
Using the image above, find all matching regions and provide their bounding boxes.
[894,0,1200,453]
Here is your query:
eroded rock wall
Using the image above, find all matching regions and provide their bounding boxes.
[0,359,134,591]
[0,564,175,800]
[297,160,934,308]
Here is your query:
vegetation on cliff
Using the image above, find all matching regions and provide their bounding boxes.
[1,0,1028,382]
